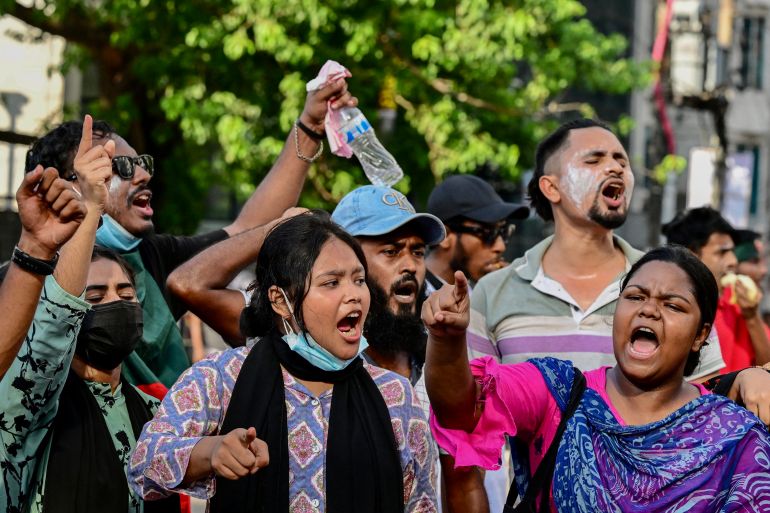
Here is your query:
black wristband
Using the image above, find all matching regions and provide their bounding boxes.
[12,246,59,275]
[296,119,326,141]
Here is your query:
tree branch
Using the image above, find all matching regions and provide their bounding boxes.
[0,130,35,145]
[4,1,109,48]
[378,36,524,117]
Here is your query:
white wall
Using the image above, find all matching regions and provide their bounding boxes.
[0,14,66,210]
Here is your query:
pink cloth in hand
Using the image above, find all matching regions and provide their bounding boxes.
[305,60,353,158]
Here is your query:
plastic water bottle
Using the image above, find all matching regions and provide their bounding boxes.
[333,107,404,187]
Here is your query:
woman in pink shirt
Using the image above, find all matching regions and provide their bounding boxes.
[425,245,770,512]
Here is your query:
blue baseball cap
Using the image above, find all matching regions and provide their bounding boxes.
[332,186,446,245]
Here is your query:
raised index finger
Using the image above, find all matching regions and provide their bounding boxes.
[77,114,93,157]
[452,271,469,303]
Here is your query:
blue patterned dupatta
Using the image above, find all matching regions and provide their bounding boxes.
[518,358,770,513]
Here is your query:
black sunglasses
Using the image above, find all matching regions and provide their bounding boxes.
[448,223,515,246]
[112,154,154,180]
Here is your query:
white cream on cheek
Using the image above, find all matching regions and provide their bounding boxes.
[109,175,121,195]
[562,162,602,207]
[562,148,636,208]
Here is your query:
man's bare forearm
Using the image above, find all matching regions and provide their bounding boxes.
[0,237,49,378]
[53,209,99,296]
[223,119,319,236]
[168,223,276,344]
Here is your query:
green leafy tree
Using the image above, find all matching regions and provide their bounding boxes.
[1,0,648,233]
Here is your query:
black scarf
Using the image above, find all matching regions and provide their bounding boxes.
[210,333,404,513]
[43,371,181,513]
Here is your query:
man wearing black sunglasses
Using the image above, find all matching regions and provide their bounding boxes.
[22,79,357,392]
[426,175,528,294]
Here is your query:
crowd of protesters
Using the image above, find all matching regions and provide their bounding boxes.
[2,70,770,513]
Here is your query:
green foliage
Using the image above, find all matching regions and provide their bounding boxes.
[2,0,649,233]
[652,154,687,185]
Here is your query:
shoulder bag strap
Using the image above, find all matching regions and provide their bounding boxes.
[504,368,586,513]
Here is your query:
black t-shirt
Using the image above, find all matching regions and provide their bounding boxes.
[138,229,229,320]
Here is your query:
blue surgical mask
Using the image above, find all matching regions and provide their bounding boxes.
[95,214,141,252]
[282,331,368,372]
[279,288,368,372]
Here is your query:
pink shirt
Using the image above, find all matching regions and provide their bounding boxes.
[430,357,709,472]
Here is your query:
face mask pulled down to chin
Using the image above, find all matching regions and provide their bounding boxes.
[279,288,368,372]
[76,300,143,371]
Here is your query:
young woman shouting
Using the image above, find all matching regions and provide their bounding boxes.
[129,212,437,513]
[425,246,770,512]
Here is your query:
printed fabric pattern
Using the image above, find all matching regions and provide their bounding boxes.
[0,278,89,513]
[528,357,770,512]
[86,381,158,512]
[129,346,437,513]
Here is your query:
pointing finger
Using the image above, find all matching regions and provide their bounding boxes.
[453,271,469,303]
[77,114,93,157]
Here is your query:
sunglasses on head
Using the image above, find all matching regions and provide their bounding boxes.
[448,222,515,246]
[112,154,154,180]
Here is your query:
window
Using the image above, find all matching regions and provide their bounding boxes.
[738,17,765,90]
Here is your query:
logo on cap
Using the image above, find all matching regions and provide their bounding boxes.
[381,191,415,213]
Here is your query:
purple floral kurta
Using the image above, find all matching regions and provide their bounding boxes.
[129,346,437,512]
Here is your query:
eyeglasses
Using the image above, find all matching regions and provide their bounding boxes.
[112,154,154,180]
[448,223,515,246]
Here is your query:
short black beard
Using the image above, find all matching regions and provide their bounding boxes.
[588,200,627,230]
[364,278,427,365]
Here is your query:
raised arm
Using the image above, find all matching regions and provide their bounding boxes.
[168,208,307,345]
[222,80,356,236]
[54,114,114,295]
[0,166,86,377]
[0,116,111,507]
[1,112,111,379]
[423,271,478,432]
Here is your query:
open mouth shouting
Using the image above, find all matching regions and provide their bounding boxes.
[130,189,154,218]
[392,280,417,305]
[601,180,626,209]
[336,310,363,343]
[628,325,660,360]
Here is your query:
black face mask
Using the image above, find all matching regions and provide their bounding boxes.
[75,300,143,371]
